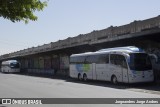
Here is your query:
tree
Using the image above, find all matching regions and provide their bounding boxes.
[0,0,47,23]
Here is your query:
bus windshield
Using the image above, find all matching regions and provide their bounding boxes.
[10,62,20,68]
[129,53,152,71]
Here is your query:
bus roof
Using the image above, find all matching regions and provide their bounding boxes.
[98,46,144,52]
[71,46,145,57]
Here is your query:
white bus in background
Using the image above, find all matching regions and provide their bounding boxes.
[1,60,20,73]
[70,46,154,84]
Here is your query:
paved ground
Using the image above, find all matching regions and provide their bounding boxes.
[0,72,160,107]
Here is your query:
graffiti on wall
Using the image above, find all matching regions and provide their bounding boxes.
[60,56,69,70]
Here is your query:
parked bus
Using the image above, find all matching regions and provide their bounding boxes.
[70,46,154,84]
[1,60,20,73]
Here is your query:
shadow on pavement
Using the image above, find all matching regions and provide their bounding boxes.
[3,72,160,94]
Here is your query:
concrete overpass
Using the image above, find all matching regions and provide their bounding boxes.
[0,15,160,76]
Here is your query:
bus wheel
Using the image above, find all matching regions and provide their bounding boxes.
[112,75,118,84]
[83,74,87,81]
[78,74,82,81]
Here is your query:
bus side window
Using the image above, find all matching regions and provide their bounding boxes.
[96,54,109,64]
[110,54,116,65]
[70,56,86,64]
[105,54,109,63]
[110,54,127,68]
[82,54,109,64]
[119,55,127,69]
[86,55,96,63]
[122,61,127,68]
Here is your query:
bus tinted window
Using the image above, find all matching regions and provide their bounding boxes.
[10,62,20,68]
[110,54,127,68]
[85,55,95,63]
[70,56,86,63]
[129,53,152,71]
[96,54,109,64]
[86,54,109,64]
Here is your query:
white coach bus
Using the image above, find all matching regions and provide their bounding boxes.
[1,60,20,73]
[70,46,154,84]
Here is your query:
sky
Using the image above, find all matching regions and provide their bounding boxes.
[0,0,160,55]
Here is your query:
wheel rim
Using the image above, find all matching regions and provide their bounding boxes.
[78,74,82,80]
[113,76,117,84]
[83,75,87,81]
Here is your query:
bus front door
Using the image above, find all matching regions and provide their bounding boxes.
[122,61,129,83]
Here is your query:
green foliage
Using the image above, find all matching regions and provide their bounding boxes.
[0,0,47,23]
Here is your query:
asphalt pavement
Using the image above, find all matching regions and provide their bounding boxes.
[0,72,160,107]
